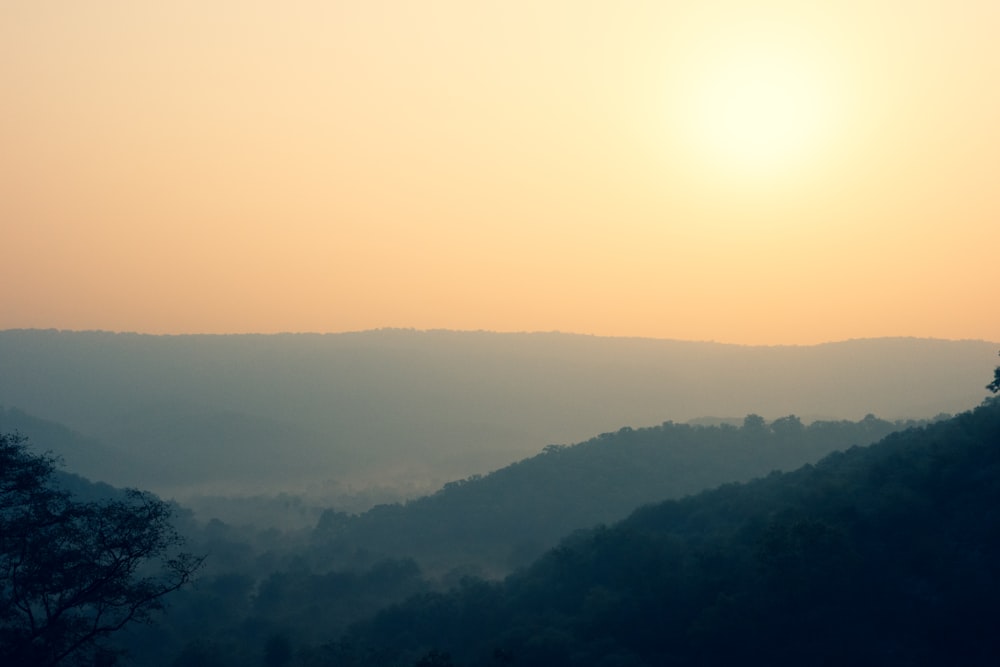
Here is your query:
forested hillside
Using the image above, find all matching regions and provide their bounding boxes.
[108,412,945,665]
[307,413,924,574]
[6,342,997,666]
[0,406,142,486]
[1,329,994,498]
[9,398,998,665]
[337,397,1000,666]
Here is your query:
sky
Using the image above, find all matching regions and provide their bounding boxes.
[2,1,998,345]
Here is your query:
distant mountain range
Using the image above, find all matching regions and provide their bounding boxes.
[0,329,996,498]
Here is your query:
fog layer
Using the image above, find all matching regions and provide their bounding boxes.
[0,329,994,497]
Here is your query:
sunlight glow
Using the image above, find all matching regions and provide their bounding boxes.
[693,52,829,173]
[666,19,847,190]
[1,2,998,344]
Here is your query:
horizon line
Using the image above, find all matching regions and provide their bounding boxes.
[2,327,997,349]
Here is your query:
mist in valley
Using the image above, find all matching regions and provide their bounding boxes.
[1,329,994,504]
[5,0,999,661]
[3,329,1000,666]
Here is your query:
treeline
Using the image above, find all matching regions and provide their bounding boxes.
[2,330,994,496]
[112,412,934,665]
[307,413,927,574]
[9,405,980,666]
[334,398,1000,666]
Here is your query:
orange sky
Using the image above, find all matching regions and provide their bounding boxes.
[2,1,998,345]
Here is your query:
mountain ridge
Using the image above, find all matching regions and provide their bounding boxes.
[342,397,1000,666]
[1,329,995,498]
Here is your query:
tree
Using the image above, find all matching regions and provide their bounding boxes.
[0,433,202,666]
[742,414,767,431]
[770,415,804,438]
[988,352,1000,394]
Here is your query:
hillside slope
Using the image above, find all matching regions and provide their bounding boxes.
[309,413,923,574]
[0,329,994,498]
[346,398,1000,666]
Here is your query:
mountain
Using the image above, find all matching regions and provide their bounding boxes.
[0,329,995,498]
[343,397,1000,666]
[307,413,928,575]
[0,406,139,484]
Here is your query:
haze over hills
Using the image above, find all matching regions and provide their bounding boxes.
[340,398,1000,667]
[0,329,995,499]
[304,413,926,576]
[108,392,1000,666]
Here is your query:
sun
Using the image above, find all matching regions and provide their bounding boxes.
[696,54,826,169]
[670,35,842,186]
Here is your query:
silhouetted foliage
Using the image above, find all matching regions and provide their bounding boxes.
[988,351,1000,393]
[111,412,933,665]
[0,433,202,666]
[2,331,993,496]
[340,400,1000,666]
[306,413,921,574]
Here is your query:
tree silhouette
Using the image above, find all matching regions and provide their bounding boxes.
[0,433,202,666]
[988,352,1000,394]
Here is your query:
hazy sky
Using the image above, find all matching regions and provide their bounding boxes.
[2,1,997,345]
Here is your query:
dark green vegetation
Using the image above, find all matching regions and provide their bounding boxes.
[3,339,997,666]
[103,411,953,665]
[340,397,1000,666]
[0,434,202,667]
[988,351,1000,393]
[1,330,994,497]
[309,413,923,575]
